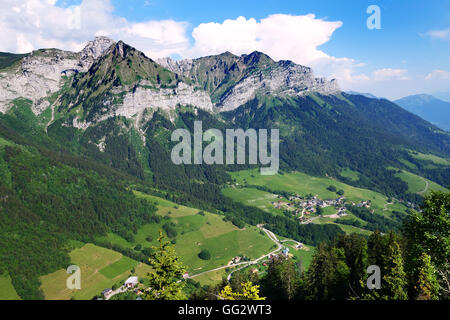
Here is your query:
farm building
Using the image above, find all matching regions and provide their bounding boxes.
[124,276,138,288]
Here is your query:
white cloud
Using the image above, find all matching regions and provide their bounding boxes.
[186,14,373,89]
[0,0,190,58]
[422,28,450,41]
[372,68,410,81]
[425,69,450,80]
[4,1,444,100]
[0,4,368,86]
[189,14,341,65]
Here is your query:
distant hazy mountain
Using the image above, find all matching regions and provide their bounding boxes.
[395,94,450,131]
[432,91,450,102]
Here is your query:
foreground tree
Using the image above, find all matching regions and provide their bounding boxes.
[414,252,439,300]
[403,190,450,298]
[304,245,350,300]
[219,281,265,300]
[259,255,301,299]
[381,237,408,300]
[144,231,187,300]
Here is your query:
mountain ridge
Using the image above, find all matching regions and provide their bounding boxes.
[395,94,450,131]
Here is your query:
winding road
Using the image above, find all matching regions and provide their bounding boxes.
[188,226,287,282]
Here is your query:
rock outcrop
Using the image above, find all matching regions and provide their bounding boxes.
[157,52,340,111]
[1,37,340,127]
[0,37,115,114]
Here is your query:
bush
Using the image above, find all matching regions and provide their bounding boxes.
[163,223,178,238]
[198,249,211,260]
[327,185,337,192]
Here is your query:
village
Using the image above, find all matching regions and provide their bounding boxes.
[271,194,373,224]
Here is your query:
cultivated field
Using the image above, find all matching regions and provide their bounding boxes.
[98,192,275,275]
[40,244,151,300]
[0,274,21,300]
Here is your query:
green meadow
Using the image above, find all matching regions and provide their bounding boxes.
[98,191,275,275]
[394,170,448,194]
[40,243,151,300]
[408,151,450,166]
[226,169,407,218]
[229,169,389,210]
[0,274,21,300]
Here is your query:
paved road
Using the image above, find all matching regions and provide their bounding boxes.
[106,285,128,300]
[226,228,283,281]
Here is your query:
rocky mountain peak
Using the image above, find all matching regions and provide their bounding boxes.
[79,36,116,69]
[158,51,339,111]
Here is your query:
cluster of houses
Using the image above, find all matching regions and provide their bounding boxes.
[337,207,348,217]
[350,200,372,208]
[271,194,378,221]
[272,194,346,216]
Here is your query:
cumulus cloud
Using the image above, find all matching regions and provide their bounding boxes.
[372,68,410,81]
[425,69,450,80]
[189,14,340,65]
[0,0,190,58]
[187,14,368,86]
[0,3,369,87]
[4,0,435,99]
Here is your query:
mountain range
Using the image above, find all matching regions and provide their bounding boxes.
[0,37,449,299]
[1,36,449,195]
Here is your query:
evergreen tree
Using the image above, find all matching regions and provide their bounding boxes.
[403,190,450,298]
[381,239,408,300]
[414,253,439,300]
[144,231,187,300]
[336,234,368,290]
[259,255,300,300]
[367,230,386,268]
[305,245,350,300]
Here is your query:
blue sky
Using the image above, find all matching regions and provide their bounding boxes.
[109,0,450,74]
[3,0,450,99]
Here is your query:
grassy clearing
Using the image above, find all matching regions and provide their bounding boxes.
[222,187,282,215]
[194,269,228,287]
[229,169,390,212]
[408,151,450,166]
[395,170,447,194]
[99,256,138,279]
[98,193,275,276]
[340,168,360,181]
[0,274,21,300]
[40,243,142,300]
[399,158,418,170]
[226,169,400,221]
[134,191,199,217]
[286,244,315,271]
